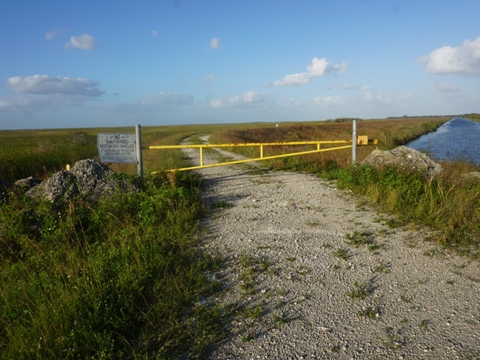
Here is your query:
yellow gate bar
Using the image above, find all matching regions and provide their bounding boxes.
[148,140,352,150]
[151,144,353,174]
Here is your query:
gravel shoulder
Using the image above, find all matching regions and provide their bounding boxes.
[183,137,480,359]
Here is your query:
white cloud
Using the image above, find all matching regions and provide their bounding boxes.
[313,95,347,106]
[210,91,266,108]
[274,73,311,87]
[361,89,393,104]
[204,74,217,84]
[210,37,221,49]
[430,83,460,93]
[7,75,103,96]
[274,57,348,87]
[341,83,359,90]
[44,28,66,41]
[65,33,96,50]
[0,75,104,113]
[306,57,329,76]
[419,36,480,76]
[141,92,194,105]
[311,87,411,109]
[0,94,97,111]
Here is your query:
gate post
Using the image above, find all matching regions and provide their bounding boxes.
[352,119,357,164]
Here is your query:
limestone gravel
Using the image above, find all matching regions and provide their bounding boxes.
[183,137,480,359]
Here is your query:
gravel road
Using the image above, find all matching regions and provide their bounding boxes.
[183,137,480,359]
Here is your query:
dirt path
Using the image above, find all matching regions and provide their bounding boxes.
[183,137,480,359]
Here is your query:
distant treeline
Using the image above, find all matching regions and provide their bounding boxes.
[386,115,456,119]
[462,113,480,122]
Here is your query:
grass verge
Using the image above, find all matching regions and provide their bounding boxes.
[0,172,224,359]
[331,163,480,253]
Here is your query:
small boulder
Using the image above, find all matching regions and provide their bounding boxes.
[361,146,443,177]
[27,171,79,202]
[27,159,138,203]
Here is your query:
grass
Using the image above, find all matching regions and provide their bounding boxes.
[348,281,373,300]
[0,172,226,359]
[345,231,374,246]
[0,131,98,182]
[334,163,480,253]
[331,248,350,261]
[237,254,272,296]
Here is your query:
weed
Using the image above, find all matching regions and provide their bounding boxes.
[377,327,404,349]
[358,306,380,319]
[240,331,255,343]
[332,248,350,260]
[372,262,390,274]
[368,244,382,252]
[348,281,373,300]
[272,312,290,327]
[237,254,272,296]
[419,319,430,329]
[212,200,234,209]
[296,266,309,276]
[345,231,374,246]
[242,304,264,321]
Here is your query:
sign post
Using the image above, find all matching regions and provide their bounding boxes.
[97,125,143,178]
[135,124,143,179]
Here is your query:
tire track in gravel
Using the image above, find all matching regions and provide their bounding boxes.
[182,136,480,359]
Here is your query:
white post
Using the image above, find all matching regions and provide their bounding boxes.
[352,119,357,165]
[135,124,143,178]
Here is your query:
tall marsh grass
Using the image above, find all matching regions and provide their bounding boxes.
[0,131,98,182]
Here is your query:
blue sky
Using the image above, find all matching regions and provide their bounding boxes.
[1,0,480,130]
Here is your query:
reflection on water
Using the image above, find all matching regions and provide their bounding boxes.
[406,118,480,164]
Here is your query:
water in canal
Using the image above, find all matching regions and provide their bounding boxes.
[406,117,480,165]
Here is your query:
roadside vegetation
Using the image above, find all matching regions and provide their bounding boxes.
[0,173,228,359]
[0,126,234,359]
[210,117,480,254]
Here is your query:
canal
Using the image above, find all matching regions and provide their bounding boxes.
[406,117,480,165]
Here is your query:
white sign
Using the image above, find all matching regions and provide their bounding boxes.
[97,133,137,163]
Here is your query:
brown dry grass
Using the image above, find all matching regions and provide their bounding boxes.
[209,117,448,169]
